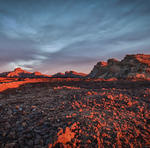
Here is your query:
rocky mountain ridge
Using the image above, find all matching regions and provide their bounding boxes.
[88,54,150,79]
[0,54,150,79]
[0,68,87,78]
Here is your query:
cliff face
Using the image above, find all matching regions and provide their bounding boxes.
[88,54,150,79]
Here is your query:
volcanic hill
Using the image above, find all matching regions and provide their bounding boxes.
[88,54,150,79]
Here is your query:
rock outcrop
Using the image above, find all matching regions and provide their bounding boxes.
[88,54,150,79]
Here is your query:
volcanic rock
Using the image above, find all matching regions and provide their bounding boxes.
[0,79,150,147]
[88,54,150,79]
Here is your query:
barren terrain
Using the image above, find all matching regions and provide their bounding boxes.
[0,78,150,147]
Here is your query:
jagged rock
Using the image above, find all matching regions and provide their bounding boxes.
[88,54,150,79]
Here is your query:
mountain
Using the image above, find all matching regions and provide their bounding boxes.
[0,68,51,78]
[88,54,150,79]
[0,68,87,78]
[52,71,87,78]
[1,54,150,79]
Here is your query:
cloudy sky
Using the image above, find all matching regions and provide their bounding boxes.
[0,0,150,74]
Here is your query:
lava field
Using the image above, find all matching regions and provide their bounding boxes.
[0,79,150,147]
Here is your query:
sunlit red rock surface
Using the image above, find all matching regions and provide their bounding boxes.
[0,78,150,147]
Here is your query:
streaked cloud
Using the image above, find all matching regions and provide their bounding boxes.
[0,0,150,74]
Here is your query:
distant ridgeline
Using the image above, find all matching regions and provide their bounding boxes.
[0,54,150,79]
[0,68,51,78]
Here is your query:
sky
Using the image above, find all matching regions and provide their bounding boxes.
[0,0,150,74]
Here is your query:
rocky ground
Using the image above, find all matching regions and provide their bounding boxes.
[0,78,150,148]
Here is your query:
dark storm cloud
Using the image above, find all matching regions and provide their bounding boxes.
[0,0,150,73]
